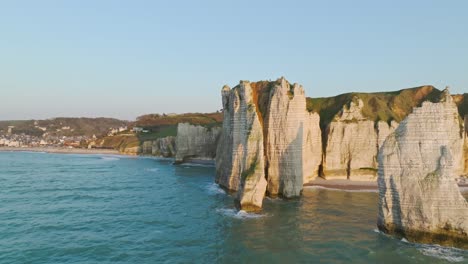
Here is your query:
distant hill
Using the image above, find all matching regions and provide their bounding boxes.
[0,117,128,137]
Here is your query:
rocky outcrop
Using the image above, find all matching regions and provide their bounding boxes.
[464,115,468,176]
[119,145,140,155]
[141,136,176,157]
[264,80,322,197]
[216,78,322,211]
[377,120,399,150]
[215,86,237,191]
[216,82,267,211]
[323,98,379,180]
[174,123,221,163]
[303,112,323,183]
[377,89,468,248]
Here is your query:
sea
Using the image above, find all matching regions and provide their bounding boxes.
[0,151,467,263]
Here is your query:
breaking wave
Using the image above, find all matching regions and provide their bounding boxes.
[216,208,267,219]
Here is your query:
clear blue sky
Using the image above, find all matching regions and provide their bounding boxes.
[1,0,467,120]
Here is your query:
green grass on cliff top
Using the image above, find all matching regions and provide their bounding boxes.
[137,125,177,141]
[134,112,222,128]
[306,85,444,130]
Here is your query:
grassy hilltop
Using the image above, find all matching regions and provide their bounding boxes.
[306,85,467,130]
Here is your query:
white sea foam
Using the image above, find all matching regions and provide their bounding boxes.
[216,208,267,219]
[177,162,215,168]
[417,244,465,263]
[145,168,160,173]
[375,229,466,262]
[304,185,378,193]
[100,156,120,161]
[206,183,226,195]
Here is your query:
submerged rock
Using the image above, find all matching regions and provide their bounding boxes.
[377,89,468,248]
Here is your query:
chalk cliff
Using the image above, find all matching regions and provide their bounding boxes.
[377,89,468,248]
[141,137,176,157]
[216,78,322,211]
[264,80,321,197]
[323,97,379,180]
[309,86,450,180]
[175,123,221,163]
[215,82,267,210]
[464,115,468,176]
[303,112,322,183]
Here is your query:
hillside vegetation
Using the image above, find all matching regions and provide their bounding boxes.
[134,112,222,128]
[96,134,140,150]
[306,85,443,129]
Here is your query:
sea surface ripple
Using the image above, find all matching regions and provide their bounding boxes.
[0,152,466,264]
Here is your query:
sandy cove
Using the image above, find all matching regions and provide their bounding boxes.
[305,177,468,192]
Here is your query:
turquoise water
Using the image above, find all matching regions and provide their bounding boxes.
[0,152,467,264]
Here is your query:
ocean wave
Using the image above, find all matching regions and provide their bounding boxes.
[100,156,120,161]
[216,208,267,219]
[145,168,160,173]
[177,163,215,168]
[376,230,467,263]
[206,183,226,195]
[417,244,465,263]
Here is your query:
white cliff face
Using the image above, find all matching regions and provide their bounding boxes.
[464,115,468,176]
[154,136,176,157]
[175,123,221,163]
[323,98,378,181]
[377,91,468,248]
[265,79,321,197]
[215,85,236,190]
[377,121,398,150]
[215,82,267,210]
[229,82,267,210]
[303,111,323,183]
[216,78,322,210]
[141,137,176,157]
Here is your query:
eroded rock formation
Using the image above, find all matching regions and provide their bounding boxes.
[216,78,322,211]
[141,137,176,157]
[216,81,267,210]
[464,115,468,176]
[175,123,221,163]
[377,89,468,248]
[323,97,383,180]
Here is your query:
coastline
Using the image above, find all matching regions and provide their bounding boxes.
[0,146,120,155]
[305,178,468,193]
[2,148,466,193]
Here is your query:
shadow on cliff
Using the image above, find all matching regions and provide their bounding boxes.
[277,123,303,198]
[378,165,405,238]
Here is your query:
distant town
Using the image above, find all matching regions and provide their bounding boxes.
[0,118,131,150]
[0,121,128,149]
